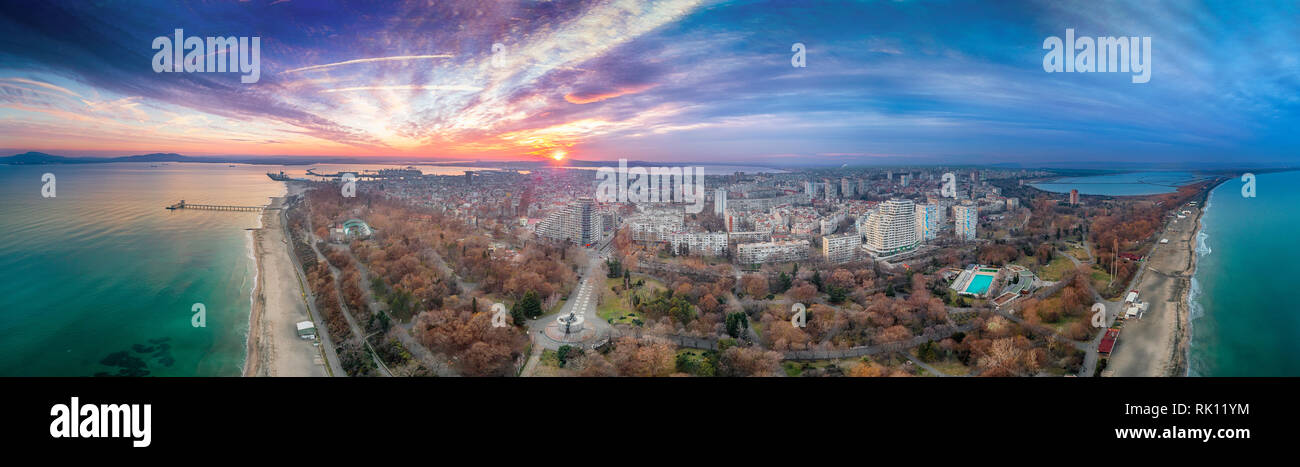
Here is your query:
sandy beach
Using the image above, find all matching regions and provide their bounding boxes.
[243,197,327,377]
[1106,195,1211,377]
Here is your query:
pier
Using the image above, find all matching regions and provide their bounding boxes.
[166,200,270,212]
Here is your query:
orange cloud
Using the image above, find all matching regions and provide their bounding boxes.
[563,83,657,104]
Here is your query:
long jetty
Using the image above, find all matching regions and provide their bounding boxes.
[166,200,268,212]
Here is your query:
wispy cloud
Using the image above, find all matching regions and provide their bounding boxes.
[282,54,455,74]
[319,84,483,93]
[0,0,1296,164]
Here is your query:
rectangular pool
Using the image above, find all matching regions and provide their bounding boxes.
[965,274,994,295]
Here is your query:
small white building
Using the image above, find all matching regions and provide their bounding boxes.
[296,321,317,340]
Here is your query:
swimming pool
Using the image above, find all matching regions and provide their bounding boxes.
[965,274,994,295]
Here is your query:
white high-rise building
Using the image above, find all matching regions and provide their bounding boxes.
[537,198,602,246]
[915,203,939,241]
[862,198,919,256]
[714,188,727,215]
[954,204,978,241]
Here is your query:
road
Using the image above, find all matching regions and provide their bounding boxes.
[897,351,953,377]
[301,204,392,377]
[521,245,611,376]
[526,253,610,352]
[343,245,459,376]
[279,197,344,377]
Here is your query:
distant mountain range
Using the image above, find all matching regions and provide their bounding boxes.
[0,152,783,169]
[0,152,318,165]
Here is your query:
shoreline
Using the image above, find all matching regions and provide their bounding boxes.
[242,190,326,377]
[238,207,262,376]
[1181,192,1213,376]
[1106,180,1221,377]
[241,214,266,376]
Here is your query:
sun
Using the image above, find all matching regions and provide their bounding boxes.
[551,150,567,161]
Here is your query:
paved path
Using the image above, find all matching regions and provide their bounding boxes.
[303,216,392,377]
[527,254,609,351]
[279,204,343,376]
[897,351,952,377]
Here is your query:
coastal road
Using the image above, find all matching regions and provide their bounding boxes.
[302,206,393,377]
[277,201,344,377]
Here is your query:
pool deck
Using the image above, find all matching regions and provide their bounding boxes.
[950,265,1000,297]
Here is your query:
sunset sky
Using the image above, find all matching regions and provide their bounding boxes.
[0,0,1297,166]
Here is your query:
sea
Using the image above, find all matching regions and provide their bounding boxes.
[1187,170,1300,376]
[0,161,510,376]
[0,163,287,376]
[1034,169,1300,375]
[1030,171,1206,196]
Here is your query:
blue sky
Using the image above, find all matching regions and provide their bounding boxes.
[0,0,1296,166]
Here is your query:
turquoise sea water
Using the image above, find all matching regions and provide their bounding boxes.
[0,163,284,376]
[1031,171,1206,196]
[0,161,501,376]
[1188,171,1300,376]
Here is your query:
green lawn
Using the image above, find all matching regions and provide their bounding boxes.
[782,359,843,377]
[630,273,667,292]
[1047,313,1085,337]
[540,349,561,368]
[1038,256,1076,281]
[910,349,970,376]
[675,349,716,376]
[1090,267,1116,297]
[599,277,643,325]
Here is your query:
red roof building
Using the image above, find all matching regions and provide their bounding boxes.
[1099,328,1121,354]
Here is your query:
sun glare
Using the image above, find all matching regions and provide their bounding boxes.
[551,150,566,161]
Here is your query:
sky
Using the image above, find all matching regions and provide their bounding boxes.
[0,0,1297,166]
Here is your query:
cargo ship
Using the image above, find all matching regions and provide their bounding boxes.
[266,171,291,181]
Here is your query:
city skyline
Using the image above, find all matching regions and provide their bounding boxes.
[1,1,1298,165]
